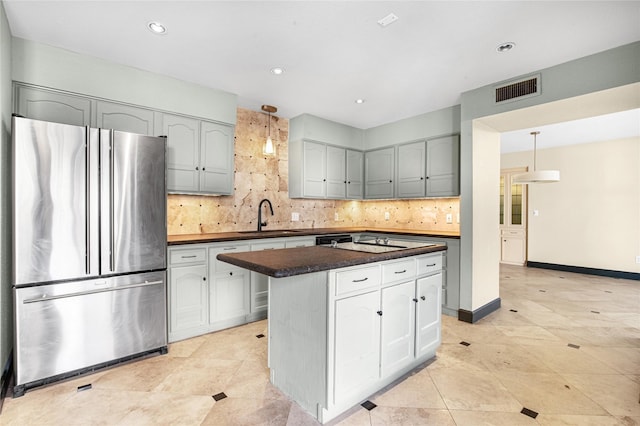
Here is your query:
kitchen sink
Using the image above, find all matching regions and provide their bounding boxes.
[326,239,437,254]
[236,229,305,234]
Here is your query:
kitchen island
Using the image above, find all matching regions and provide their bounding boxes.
[217,243,446,424]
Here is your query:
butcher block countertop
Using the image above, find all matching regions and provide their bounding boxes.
[215,244,447,278]
[168,227,459,245]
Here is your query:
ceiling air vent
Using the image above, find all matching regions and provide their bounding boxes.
[494,74,541,104]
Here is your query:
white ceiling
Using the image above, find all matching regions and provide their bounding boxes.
[3,1,640,135]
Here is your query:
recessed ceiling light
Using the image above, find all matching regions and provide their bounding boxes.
[496,42,516,53]
[148,22,167,35]
[377,13,399,27]
[355,99,365,104]
[271,67,284,75]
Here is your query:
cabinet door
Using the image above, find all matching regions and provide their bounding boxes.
[346,149,364,199]
[169,264,208,334]
[303,141,327,198]
[397,141,426,198]
[96,101,155,135]
[211,270,250,322]
[415,273,442,358]
[501,231,526,265]
[333,291,380,403]
[14,85,92,126]
[200,121,234,195]
[365,147,395,199]
[380,281,416,377]
[326,146,346,199]
[164,114,200,193]
[426,135,459,197]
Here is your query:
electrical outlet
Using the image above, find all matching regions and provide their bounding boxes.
[456,213,460,223]
[533,210,539,217]
[334,212,339,221]
[384,211,390,221]
[446,213,453,224]
[291,212,299,221]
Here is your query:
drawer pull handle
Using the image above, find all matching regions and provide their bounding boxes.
[223,247,237,251]
[426,263,436,267]
[181,255,197,259]
[421,296,426,301]
[394,269,407,274]
[377,310,383,316]
[352,277,369,283]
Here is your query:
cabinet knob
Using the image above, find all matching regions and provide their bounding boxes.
[202,277,206,281]
[389,180,392,183]
[413,298,418,303]
[344,181,347,184]
[202,167,206,171]
[421,296,426,301]
[229,271,233,276]
[323,179,326,182]
[377,310,383,316]
[347,181,351,184]
[195,166,199,171]
[420,177,424,180]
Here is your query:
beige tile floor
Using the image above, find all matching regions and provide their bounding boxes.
[2,264,639,425]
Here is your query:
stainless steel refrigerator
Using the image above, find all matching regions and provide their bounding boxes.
[12,116,168,397]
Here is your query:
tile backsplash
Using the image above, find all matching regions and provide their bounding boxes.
[167,108,460,235]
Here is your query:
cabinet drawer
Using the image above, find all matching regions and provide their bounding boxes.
[170,248,206,265]
[284,238,315,248]
[501,229,526,237]
[251,241,286,251]
[210,245,250,272]
[382,259,416,284]
[416,254,443,276]
[335,266,380,296]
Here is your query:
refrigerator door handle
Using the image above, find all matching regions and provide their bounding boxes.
[22,280,164,304]
[85,127,90,275]
[109,130,115,272]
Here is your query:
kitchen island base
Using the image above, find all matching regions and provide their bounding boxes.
[267,252,443,424]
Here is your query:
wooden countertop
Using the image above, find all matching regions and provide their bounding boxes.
[168,227,459,245]
[216,244,447,278]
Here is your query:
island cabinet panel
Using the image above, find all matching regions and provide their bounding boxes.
[416,272,443,358]
[380,280,416,378]
[333,290,381,403]
[267,251,443,424]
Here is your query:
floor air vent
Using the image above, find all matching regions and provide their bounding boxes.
[494,74,540,103]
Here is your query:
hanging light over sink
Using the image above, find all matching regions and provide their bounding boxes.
[513,131,560,184]
[261,104,277,156]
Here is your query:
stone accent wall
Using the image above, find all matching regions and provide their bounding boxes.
[167,108,460,235]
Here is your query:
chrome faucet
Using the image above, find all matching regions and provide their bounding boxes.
[257,199,274,231]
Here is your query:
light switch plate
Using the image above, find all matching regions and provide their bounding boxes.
[446,213,453,224]
[384,212,390,220]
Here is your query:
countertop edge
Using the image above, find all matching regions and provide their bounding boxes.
[216,245,447,278]
[168,228,459,245]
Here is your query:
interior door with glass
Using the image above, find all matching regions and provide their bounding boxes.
[500,168,528,265]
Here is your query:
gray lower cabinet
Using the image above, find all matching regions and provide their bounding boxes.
[365,147,395,199]
[168,242,250,342]
[14,84,92,126]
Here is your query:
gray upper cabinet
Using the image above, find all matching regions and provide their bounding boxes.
[164,115,234,195]
[397,141,426,198]
[290,140,362,200]
[346,149,364,199]
[96,101,155,135]
[164,114,200,193]
[326,145,346,199]
[200,121,234,195]
[14,84,92,126]
[303,141,327,198]
[426,135,459,197]
[365,147,395,199]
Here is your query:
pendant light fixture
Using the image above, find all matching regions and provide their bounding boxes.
[512,131,560,184]
[261,104,277,156]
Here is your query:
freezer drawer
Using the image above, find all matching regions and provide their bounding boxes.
[14,271,167,393]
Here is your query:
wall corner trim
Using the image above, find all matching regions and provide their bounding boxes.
[458,297,501,323]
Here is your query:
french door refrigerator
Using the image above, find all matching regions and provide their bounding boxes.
[12,116,168,397]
